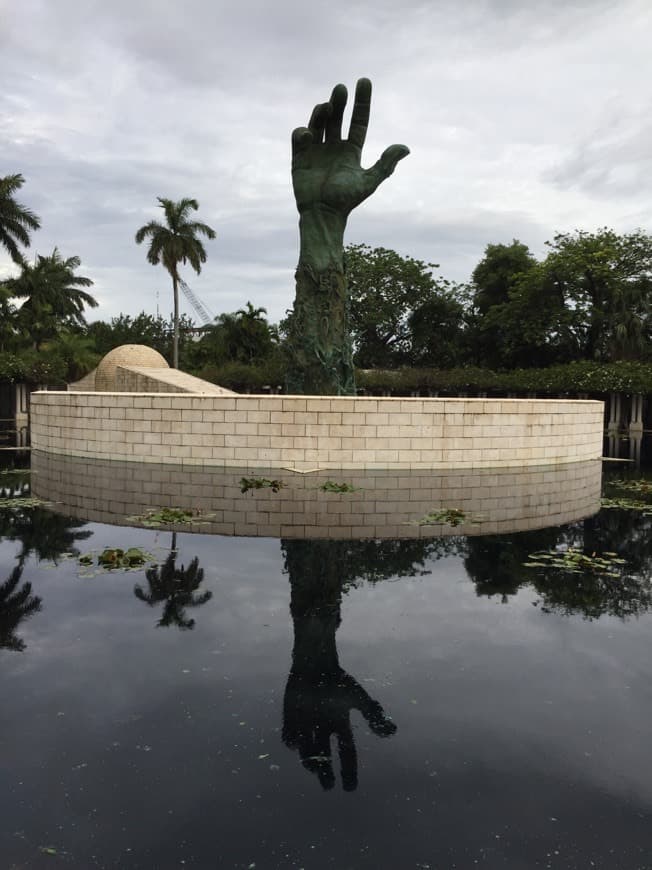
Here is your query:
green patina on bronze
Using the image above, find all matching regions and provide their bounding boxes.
[286,78,409,395]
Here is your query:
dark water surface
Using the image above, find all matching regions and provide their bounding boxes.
[1,461,652,869]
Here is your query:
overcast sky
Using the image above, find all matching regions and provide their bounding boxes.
[1,0,651,325]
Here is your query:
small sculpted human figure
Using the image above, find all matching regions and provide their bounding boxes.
[286,78,409,394]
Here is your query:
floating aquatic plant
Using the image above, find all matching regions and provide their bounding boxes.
[523,548,627,577]
[318,481,361,493]
[606,478,652,495]
[239,477,286,494]
[600,496,652,515]
[77,547,156,574]
[413,508,477,527]
[125,507,212,527]
[0,496,48,511]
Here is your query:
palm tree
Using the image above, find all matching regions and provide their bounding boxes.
[42,330,100,381]
[0,173,41,265]
[135,198,216,368]
[5,248,97,349]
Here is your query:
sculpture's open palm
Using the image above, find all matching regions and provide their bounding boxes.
[292,78,409,216]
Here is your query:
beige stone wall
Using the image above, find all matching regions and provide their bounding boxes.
[68,367,98,391]
[114,366,236,395]
[30,392,604,470]
[32,452,602,539]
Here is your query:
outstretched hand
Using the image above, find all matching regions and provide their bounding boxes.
[292,78,410,217]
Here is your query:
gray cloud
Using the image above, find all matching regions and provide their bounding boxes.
[1,0,650,325]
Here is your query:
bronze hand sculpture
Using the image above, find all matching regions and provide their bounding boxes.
[286,78,409,395]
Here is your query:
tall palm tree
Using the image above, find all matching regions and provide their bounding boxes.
[135,198,216,368]
[5,248,97,349]
[0,173,41,265]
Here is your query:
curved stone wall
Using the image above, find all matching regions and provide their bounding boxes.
[30,391,604,471]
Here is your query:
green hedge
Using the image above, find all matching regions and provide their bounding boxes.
[357,361,652,395]
[194,360,287,392]
[8,354,652,395]
[198,359,652,396]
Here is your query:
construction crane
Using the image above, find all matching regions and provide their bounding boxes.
[179,279,215,326]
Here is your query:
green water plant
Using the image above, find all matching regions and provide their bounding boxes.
[523,548,627,577]
[240,477,286,494]
[600,496,652,515]
[0,496,48,511]
[318,481,361,493]
[126,507,212,527]
[77,547,156,574]
[414,508,476,527]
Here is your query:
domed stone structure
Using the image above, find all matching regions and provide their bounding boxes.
[94,344,168,391]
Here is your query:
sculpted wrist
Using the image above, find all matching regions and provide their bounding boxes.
[298,207,347,273]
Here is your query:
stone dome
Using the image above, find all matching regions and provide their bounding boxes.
[94,344,168,391]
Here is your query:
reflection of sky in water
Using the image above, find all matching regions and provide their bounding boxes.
[1,514,652,868]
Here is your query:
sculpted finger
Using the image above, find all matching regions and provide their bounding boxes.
[291,126,313,158]
[348,77,372,149]
[364,143,410,188]
[325,83,347,143]
[308,102,331,144]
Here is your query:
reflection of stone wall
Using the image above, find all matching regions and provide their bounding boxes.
[32,451,602,539]
[30,392,604,471]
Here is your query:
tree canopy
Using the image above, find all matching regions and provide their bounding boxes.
[4,248,97,350]
[346,243,468,368]
[0,174,41,266]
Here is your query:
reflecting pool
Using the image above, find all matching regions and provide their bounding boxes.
[1,459,652,869]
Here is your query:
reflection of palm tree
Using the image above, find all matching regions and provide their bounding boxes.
[134,547,211,630]
[0,505,92,568]
[282,540,399,791]
[0,566,42,652]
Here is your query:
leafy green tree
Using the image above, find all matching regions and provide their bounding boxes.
[542,228,652,362]
[4,248,96,350]
[135,198,216,369]
[474,262,577,369]
[471,240,537,315]
[199,302,278,366]
[42,331,100,382]
[85,311,195,366]
[408,292,470,368]
[0,173,41,266]
[469,240,552,368]
[0,285,19,352]
[345,243,466,368]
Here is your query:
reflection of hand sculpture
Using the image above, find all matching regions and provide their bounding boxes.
[286,78,410,395]
[281,539,397,790]
[283,660,396,791]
